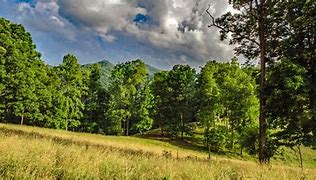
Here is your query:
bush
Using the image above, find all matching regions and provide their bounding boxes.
[239,125,258,155]
[205,126,229,152]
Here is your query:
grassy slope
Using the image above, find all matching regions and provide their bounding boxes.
[141,127,316,168]
[0,124,315,179]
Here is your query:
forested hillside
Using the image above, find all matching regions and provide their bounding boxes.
[83,60,159,88]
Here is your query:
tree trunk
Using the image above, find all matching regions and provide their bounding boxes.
[310,68,316,139]
[312,19,316,140]
[126,118,129,136]
[258,0,267,163]
[160,114,164,136]
[20,115,24,126]
[180,112,184,140]
[297,145,303,169]
[208,144,211,160]
[231,129,235,151]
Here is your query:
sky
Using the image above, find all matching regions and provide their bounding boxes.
[0,0,236,69]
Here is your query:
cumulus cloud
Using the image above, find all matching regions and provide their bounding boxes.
[56,0,234,67]
[15,0,76,40]
[0,0,236,68]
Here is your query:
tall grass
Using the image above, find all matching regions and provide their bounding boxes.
[0,124,315,179]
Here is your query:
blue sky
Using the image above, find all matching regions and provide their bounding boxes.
[1,0,234,69]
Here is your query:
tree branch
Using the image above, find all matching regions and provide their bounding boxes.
[206,4,259,46]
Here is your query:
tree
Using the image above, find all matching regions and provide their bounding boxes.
[165,65,196,139]
[41,67,67,129]
[269,1,316,145]
[0,17,44,125]
[266,59,312,168]
[53,54,87,131]
[0,45,5,121]
[197,59,258,154]
[106,60,151,135]
[151,71,170,136]
[207,0,274,162]
[196,61,222,154]
[81,64,103,133]
[216,59,259,151]
[131,81,154,134]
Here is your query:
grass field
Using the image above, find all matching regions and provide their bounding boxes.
[0,123,315,179]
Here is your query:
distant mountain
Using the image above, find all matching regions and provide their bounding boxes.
[83,60,160,88]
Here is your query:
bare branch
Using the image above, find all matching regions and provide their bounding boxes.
[206,4,259,46]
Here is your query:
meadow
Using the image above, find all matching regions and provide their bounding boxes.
[0,123,315,179]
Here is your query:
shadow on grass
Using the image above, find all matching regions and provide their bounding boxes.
[135,128,208,153]
[135,128,254,160]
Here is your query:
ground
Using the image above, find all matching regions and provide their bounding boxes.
[0,123,315,179]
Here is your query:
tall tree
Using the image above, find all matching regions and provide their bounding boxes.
[81,64,102,133]
[216,59,259,151]
[196,61,222,154]
[207,0,272,162]
[106,60,150,135]
[270,1,316,144]
[0,17,44,125]
[0,45,5,121]
[54,54,87,131]
[197,59,258,154]
[166,65,196,138]
[266,59,312,168]
[151,71,170,136]
[131,81,154,134]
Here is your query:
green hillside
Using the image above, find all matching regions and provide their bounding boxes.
[83,60,160,88]
[0,124,315,179]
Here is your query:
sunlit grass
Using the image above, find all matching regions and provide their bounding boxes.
[0,123,315,179]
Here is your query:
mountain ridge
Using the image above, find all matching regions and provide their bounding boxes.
[83,60,160,88]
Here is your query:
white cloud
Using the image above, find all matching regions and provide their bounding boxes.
[55,0,235,65]
[2,0,237,68]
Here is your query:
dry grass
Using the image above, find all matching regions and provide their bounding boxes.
[0,123,315,179]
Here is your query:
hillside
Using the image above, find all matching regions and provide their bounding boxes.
[0,124,315,179]
[83,60,160,88]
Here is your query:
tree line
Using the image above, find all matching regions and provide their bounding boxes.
[0,0,315,164]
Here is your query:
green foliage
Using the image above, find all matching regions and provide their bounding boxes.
[152,65,196,138]
[197,59,259,153]
[80,64,103,133]
[0,17,43,125]
[268,1,316,146]
[213,0,316,160]
[151,71,169,135]
[196,61,221,129]
[266,60,312,147]
[239,125,258,155]
[51,54,87,130]
[131,82,154,134]
[106,60,153,135]
[205,126,229,152]
[166,65,196,138]
[83,60,160,89]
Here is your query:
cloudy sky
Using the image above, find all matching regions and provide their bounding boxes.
[0,0,235,69]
